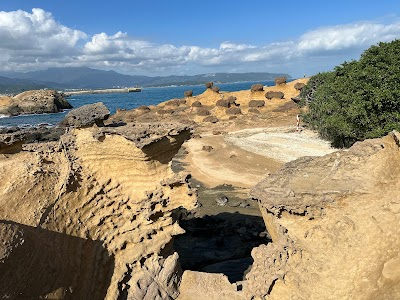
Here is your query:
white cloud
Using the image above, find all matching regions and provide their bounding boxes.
[1,8,400,77]
[297,22,400,53]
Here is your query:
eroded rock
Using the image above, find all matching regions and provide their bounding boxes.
[0,121,197,299]
[60,102,110,128]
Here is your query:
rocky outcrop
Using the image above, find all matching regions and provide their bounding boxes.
[247,131,400,299]
[0,126,65,154]
[0,121,197,299]
[0,90,72,116]
[59,102,110,128]
[176,132,400,299]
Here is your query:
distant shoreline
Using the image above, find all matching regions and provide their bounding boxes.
[64,87,141,96]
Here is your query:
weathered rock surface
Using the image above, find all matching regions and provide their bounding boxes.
[0,90,72,116]
[0,126,65,154]
[0,121,197,299]
[246,131,400,299]
[176,132,400,299]
[60,102,110,128]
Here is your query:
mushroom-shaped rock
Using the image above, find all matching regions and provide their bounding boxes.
[212,86,220,93]
[265,91,284,100]
[248,108,260,114]
[274,76,287,85]
[294,82,306,91]
[203,116,219,123]
[59,102,110,128]
[251,84,264,92]
[184,90,193,97]
[191,101,202,108]
[216,99,231,108]
[196,108,211,116]
[249,100,265,108]
[205,82,214,89]
[226,107,242,115]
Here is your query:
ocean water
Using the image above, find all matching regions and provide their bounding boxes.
[0,81,274,127]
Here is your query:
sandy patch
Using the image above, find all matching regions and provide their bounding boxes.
[225,126,336,162]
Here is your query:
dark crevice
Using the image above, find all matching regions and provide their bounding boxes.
[174,211,271,283]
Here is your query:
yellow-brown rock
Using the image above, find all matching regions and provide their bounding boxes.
[0,122,197,299]
[247,131,400,299]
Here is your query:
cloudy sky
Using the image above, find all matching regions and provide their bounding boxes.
[0,0,400,78]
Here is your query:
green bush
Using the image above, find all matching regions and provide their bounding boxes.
[301,40,400,148]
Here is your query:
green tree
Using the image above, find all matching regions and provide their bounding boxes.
[301,40,400,148]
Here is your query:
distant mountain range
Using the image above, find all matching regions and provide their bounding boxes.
[0,67,291,94]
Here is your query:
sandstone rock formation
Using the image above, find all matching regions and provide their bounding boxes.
[0,121,197,299]
[177,132,400,299]
[0,90,72,116]
[59,102,110,128]
[251,84,264,92]
[247,131,400,299]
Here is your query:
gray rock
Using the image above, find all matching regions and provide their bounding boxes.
[60,102,110,128]
[216,194,229,206]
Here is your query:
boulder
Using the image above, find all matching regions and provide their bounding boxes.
[184,90,193,97]
[212,86,220,93]
[203,116,219,123]
[191,101,202,107]
[196,108,211,116]
[248,108,260,114]
[0,90,72,116]
[251,84,264,92]
[216,99,231,108]
[265,91,284,99]
[205,82,214,89]
[59,102,110,128]
[226,107,242,115]
[274,76,287,85]
[248,100,265,107]
[294,82,306,90]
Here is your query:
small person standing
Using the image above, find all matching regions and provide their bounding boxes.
[296,114,300,132]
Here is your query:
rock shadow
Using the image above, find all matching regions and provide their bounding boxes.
[0,220,114,299]
[174,211,271,283]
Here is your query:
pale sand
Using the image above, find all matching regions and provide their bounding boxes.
[180,126,336,188]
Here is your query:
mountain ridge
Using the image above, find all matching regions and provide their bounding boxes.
[0,67,291,93]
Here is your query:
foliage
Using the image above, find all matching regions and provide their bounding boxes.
[301,40,400,148]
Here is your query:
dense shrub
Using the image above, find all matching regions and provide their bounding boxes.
[301,40,400,148]
[274,76,287,85]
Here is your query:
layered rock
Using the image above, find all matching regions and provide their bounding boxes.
[177,132,400,299]
[0,90,72,116]
[247,131,400,299]
[0,121,197,299]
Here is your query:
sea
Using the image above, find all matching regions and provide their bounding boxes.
[0,81,275,127]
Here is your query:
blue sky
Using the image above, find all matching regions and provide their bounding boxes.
[1,1,400,77]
